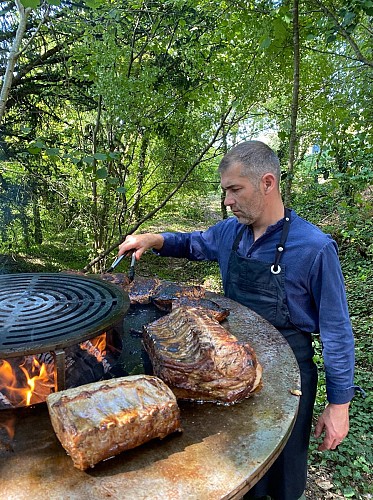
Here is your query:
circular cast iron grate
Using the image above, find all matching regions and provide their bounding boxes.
[0,273,130,358]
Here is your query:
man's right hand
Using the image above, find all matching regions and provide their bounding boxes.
[118,233,164,261]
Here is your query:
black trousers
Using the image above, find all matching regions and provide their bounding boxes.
[245,354,318,500]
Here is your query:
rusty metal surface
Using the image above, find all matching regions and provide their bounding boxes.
[0,293,300,500]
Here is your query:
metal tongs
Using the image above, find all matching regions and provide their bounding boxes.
[105,251,136,282]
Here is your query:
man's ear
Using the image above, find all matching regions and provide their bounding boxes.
[262,173,276,193]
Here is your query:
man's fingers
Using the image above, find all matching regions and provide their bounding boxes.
[318,437,343,451]
[314,418,324,438]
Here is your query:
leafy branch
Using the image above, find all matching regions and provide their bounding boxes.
[83,104,234,272]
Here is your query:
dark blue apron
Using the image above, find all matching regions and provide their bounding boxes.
[225,209,318,500]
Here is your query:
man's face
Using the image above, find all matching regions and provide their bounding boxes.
[220,163,265,225]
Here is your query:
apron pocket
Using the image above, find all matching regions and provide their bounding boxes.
[235,280,279,325]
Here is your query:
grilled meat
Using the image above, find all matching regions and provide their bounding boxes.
[142,306,262,404]
[152,282,205,311]
[126,277,162,304]
[170,297,230,322]
[46,375,182,470]
[122,277,206,307]
[100,272,131,287]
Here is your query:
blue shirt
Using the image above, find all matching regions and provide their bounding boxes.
[158,209,356,404]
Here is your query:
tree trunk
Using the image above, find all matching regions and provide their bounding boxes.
[133,133,149,219]
[91,95,102,258]
[0,1,31,125]
[33,198,43,244]
[20,209,30,249]
[220,127,228,219]
[284,0,300,207]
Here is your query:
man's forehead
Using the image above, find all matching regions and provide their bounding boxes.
[220,163,248,187]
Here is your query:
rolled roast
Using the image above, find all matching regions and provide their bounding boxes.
[46,375,182,470]
[143,306,262,404]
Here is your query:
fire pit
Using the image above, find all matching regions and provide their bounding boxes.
[0,273,129,407]
[0,290,301,499]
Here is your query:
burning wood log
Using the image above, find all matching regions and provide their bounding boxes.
[0,333,121,409]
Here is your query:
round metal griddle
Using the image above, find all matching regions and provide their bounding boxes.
[0,273,129,357]
[0,291,300,500]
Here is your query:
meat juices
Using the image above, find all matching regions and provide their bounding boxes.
[46,375,182,470]
[142,306,262,404]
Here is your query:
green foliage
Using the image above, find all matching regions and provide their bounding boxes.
[1,1,371,493]
[20,0,103,8]
[2,0,372,263]
[291,146,373,261]
[309,369,372,497]
[308,253,373,497]
[290,141,372,496]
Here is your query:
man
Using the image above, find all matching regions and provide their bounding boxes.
[118,141,356,500]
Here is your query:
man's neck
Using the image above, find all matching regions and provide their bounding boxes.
[252,202,285,241]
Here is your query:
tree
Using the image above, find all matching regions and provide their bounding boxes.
[284,0,300,206]
[0,0,371,267]
[0,0,32,125]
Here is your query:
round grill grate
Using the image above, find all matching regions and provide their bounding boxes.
[0,273,129,357]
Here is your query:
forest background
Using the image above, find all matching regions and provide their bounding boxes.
[0,0,372,497]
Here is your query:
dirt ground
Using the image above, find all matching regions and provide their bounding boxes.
[306,465,347,499]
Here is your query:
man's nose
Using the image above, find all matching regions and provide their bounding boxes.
[224,193,233,206]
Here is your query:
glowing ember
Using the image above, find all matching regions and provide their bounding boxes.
[80,333,112,373]
[0,412,16,450]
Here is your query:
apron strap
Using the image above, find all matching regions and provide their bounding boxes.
[271,207,291,275]
[232,225,247,252]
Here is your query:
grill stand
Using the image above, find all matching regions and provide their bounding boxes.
[50,320,124,392]
[53,349,66,392]
[0,273,129,404]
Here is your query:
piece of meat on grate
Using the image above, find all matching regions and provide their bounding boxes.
[152,282,205,311]
[46,375,182,470]
[125,277,162,304]
[170,297,230,322]
[100,272,131,287]
[142,306,262,405]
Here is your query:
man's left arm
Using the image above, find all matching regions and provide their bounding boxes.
[310,241,356,451]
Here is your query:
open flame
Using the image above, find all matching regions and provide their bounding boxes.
[0,357,54,408]
[0,333,109,410]
[80,333,112,372]
[20,357,55,406]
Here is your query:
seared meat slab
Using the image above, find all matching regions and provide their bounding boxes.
[100,273,212,313]
[46,375,182,470]
[100,272,131,287]
[126,278,206,307]
[126,277,162,304]
[171,296,230,322]
[152,282,205,311]
[143,306,262,404]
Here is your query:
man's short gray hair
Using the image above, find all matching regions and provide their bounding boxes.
[218,141,281,187]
